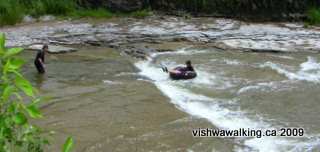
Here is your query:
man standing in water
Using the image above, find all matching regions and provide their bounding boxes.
[34,44,48,74]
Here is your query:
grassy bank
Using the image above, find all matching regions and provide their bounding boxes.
[307,8,320,25]
[0,0,151,26]
[2,0,317,26]
[69,8,151,19]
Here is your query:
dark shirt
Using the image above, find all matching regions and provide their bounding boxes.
[174,66,195,72]
[186,66,194,72]
[34,50,45,64]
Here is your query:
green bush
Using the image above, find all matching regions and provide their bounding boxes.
[0,0,78,25]
[0,0,152,26]
[22,0,77,16]
[23,0,47,17]
[0,0,24,26]
[0,33,74,152]
[0,33,48,151]
[42,0,76,15]
[307,8,320,25]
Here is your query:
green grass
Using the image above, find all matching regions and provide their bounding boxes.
[113,9,152,19]
[0,0,152,26]
[42,0,76,15]
[0,0,24,26]
[23,0,76,16]
[70,8,113,19]
[67,8,152,20]
[307,8,320,25]
[130,9,152,18]
[0,0,77,25]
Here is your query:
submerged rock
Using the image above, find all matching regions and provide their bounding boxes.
[28,44,77,54]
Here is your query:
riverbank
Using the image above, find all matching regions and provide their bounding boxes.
[0,0,151,26]
[1,0,320,27]
[150,0,320,21]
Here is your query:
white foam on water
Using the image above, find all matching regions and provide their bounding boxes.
[103,80,122,85]
[135,59,320,152]
[114,72,138,77]
[260,57,320,83]
[300,57,320,71]
[190,69,234,90]
[135,61,263,129]
[237,81,296,94]
[237,85,263,94]
[135,47,320,151]
[223,59,243,65]
[135,61,169,82]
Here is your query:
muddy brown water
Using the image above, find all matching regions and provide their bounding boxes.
[134,45,320,151]
[19,41,320,152]
[22,45,233,152]
[4,15,320,152]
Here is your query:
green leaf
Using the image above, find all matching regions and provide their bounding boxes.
[9,58,25,70]
[43,139,50,145]
[14,93,22,101]
[3,58,24,73]
[15,75,34,97]
[26,105,42,118]
[0,33,5,51]
[3,60,11,73]
[13,112,27,125]
[31,98,42,105]
[2,85,15,101]
[12,70,23,77]
[4,47,23,58]
[8,103,17,113]
[63,137,74,152]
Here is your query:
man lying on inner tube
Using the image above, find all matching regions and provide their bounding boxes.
[163,60,197,80]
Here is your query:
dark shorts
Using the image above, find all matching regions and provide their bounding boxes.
[34,61,45,74]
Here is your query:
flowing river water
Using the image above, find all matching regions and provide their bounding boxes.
[4,16,320,152]
[136,47,320,152]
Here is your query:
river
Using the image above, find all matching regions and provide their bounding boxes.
[136,47,320,151]
[3,16,320,152]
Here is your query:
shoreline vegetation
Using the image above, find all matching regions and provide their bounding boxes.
[0,0,320,27]
[307,8,320,25]
[0,0,151,26]
[0,33,74,152]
